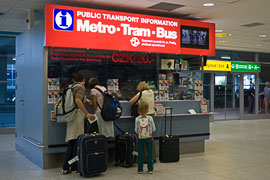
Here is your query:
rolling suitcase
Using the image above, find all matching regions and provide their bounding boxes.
[115,132,137,167]
[159,107,180,163]
[77,133,108,177]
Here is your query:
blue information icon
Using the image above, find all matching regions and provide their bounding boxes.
[53,9,74,31]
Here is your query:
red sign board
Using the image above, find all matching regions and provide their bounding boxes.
[45,4,215,56]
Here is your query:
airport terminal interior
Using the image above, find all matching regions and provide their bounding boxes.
[0,0,270,179]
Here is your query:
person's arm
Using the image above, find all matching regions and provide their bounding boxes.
[251,89,255,97]
[129,93,139,105]
[91,95,97,110]
[75,98,95,120]
[149,116,156,132]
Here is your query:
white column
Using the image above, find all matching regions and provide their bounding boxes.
[240,74,244,119]
[232,74,236,109]
[28,9,35,29]
[255,53,259,114]
[210,73,214,112]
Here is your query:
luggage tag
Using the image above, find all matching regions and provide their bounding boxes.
[68,155,79,165]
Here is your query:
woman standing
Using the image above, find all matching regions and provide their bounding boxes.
[130,81,155,118]
[88,78,114,137]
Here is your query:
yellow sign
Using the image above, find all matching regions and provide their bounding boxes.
[203,60,231,71]
[215,33,232,37]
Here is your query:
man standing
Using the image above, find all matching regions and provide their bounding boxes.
[62,73,95,174]
[264,81,270,114]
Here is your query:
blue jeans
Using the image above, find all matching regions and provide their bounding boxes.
[137,138,153,172]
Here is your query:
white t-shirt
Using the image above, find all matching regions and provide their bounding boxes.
[138,90,155,115]
[90,85,106,113]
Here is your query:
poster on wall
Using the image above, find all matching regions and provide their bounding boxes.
[48,78,60,104]
[161,59,175,70]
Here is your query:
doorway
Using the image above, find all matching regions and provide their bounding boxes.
[213,73,240,120]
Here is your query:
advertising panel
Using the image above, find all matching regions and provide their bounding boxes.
[180,20,215,56]
[45,4,215,56]
[45,4,180,54]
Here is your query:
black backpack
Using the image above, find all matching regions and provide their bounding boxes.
[94,87,122,121]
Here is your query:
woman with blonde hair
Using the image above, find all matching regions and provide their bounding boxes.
[130,81,155,118]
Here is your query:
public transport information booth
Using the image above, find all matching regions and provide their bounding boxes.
[15,4,215,169]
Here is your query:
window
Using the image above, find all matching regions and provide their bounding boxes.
[0,36,16,127]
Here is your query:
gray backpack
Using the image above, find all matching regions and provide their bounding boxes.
[55,84,81,123]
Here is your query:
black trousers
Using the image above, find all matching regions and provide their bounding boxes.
[62,139,78,171]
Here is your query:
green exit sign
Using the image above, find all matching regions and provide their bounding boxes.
[231,62,260,72]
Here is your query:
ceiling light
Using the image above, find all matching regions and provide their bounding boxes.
[215,30,223,33]
[259,34,267,38]
[219,41,227,43]
[203,2,215,7]
[12,58,16,61]
[221,56,231,60]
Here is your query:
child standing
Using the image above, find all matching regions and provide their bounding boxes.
[135,101,156,174]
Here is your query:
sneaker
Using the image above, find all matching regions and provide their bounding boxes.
[148,171,153,174]
[137,171,143,174]
[62,169,71,175]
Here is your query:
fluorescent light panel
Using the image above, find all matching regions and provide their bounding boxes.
[203,2,215,7]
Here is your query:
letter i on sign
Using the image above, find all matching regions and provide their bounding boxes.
[60,11,67,27]
[53,9,74,31]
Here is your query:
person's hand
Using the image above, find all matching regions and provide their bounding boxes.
[87,113,95,121]
[85,98,92,105]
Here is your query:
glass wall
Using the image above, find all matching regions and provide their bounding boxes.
[48,47,203,102]
[212,73,241,120]
[0,36,16,127]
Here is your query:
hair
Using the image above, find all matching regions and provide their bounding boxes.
[138,101,149,115]
[89,78,100,89]
[137,81,150,91]
[73,73,85,82]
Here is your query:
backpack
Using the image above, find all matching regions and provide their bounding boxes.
[54,84,81,123]
[94,87,122,121]
[138,116,152,139]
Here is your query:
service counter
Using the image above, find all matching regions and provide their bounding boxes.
[44,100,210,168]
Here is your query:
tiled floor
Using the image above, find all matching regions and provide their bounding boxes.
[1,119,270,180]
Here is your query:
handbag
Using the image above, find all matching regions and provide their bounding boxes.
[130,91,143,117]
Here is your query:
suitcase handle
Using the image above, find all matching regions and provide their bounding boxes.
[164,107,173,136]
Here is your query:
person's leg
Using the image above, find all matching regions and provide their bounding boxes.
[145,138,153,172]
[252,98,255,113]
[248,96,253,113]
[268,99,270,114]
[265,98,270,114]
[70,139,78,171]
[62,140,75,172]
[137,139,144,172]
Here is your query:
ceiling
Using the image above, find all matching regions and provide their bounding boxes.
[0,0,269,53]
